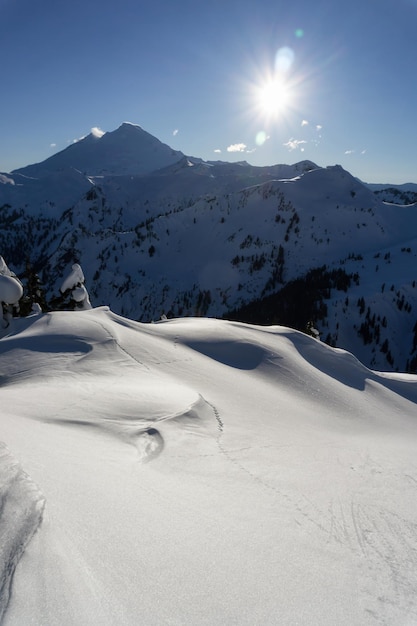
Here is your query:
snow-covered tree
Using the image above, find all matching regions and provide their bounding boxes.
[306,320,320,340]
[0,256,24,327]
[59,263,92,310]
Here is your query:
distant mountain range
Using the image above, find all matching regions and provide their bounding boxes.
[1,122,417,372]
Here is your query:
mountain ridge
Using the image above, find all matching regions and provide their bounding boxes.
[1,123,417,372]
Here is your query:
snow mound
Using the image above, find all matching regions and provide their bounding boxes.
[1,308,417,625]
[0,257,23,306]
[0,275,22,306]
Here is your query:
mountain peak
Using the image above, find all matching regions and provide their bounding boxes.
[118,121,144,131]
[13,123,184,178]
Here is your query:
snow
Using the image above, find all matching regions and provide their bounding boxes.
[0,258,23,308]
[0,443,44,621]
[0,174,15,186]
[1,307,417,624]
[12,123,184,178]
[0,276,22,306]
[3,123,417,370]
[60,264,92,309]
[60,263,86,293]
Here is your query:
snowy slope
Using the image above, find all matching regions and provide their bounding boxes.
[0,443,44,621]
[366,182,417,193]
[29,161,415,371]
[1,308,417,625]
[0,167,94,217]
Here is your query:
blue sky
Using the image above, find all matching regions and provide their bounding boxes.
[1,0,416,183]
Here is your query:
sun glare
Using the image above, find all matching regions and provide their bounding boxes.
[257,78,291,117]
[242,46,302,135]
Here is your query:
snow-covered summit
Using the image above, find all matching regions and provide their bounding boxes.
[12,122,185,178]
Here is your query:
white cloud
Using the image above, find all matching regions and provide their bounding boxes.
[70,126,104,143]
[283,138,307,151]
[227,143,247,153]
[214,149,222,153]
[91,127,105,138]
[50,143,56,148]
[316,124,322,131]
[173,129,179,136]
[361,149,367,155]
[344,149,354,155]
[301,119,309,126]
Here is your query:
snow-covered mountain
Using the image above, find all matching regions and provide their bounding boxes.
[369,186,417,205]
[1,123,417,372]
[12,122,184,178]
[1,308,417,625]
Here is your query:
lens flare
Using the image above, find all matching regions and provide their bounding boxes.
[275,47,295,73]
[255,130,267,146]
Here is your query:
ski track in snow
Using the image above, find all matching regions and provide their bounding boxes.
[203,395,417,624]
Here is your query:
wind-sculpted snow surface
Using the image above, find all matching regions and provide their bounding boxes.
[0,443,45,621]
[1,308,417,625]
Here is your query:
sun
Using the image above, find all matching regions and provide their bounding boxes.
[256,77,291,118]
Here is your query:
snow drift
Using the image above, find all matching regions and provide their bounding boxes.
[1,308,417,625]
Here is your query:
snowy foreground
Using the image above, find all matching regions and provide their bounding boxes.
[1,308,417,625]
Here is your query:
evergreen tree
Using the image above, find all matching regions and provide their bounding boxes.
[18,261,48,316]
